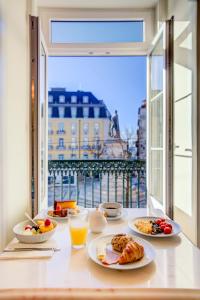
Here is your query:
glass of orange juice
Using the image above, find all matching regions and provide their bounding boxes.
[69,213,88,249]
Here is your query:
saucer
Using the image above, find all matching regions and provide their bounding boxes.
[106,210,127,221]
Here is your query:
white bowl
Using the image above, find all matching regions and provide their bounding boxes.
[13,219,57,244]
[100,202,122,217]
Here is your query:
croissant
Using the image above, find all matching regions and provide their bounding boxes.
[118,241,144,264]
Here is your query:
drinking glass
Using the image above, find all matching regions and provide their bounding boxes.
[69,213,88,249]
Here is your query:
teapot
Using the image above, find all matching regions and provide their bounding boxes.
[89,207,107,233]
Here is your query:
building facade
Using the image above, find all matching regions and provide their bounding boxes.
[136,100,146,160]
[48,88,111,160]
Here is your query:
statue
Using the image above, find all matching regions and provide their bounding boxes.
[110,110,120,138]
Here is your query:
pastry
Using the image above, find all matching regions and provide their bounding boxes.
[54,200,77,210]
[111,234,133,252]
[118,241,144,264]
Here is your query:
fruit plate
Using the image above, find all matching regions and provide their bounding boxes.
[128,216,181,238]
[87,233,155,270]
[46,206,87,221]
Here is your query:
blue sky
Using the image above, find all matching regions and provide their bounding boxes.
[48,56,146,135]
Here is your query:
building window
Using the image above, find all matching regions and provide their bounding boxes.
[83,123,88,135]
[59,107,65,118]
[71,137,77,149]
[48,154,52,160]
[94,123,100,135]
[94,107,100,118]
[48,95,53,103]
[59,95,65,103]
[71,107,77,118]
[71,95,77,103]
[83,107,89,118]
[83,153,88,159]
[83,137,88,146]
[48,123,53,135]
[57,122,65,134]
[71,153,77,159]
[58,154,64,160]
[71,123,76,135]
[48,138,53,150]
[83,95,89,103]
[59,138,64,146]
[48,107,52,118]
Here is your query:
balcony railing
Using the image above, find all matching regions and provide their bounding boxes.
[48,159,146,208]
[56,145,66,150]
[57,130,66,135]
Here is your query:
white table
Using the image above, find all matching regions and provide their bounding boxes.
[0,208,200,299]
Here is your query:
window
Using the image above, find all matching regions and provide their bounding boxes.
[58,122,65,134]
[59,138,64,146]
[59,95,65,103]
[48,138,53,150]
[48,123,53,134]
[59,107,65,118]
[48,107,52,118]
[58,154,64,160]
[83,153,88,159]
[71,137,77,148]
[83,123,88,135]
[71,123,76,135]
[71,107,77,118]
[71,95,77,103]
[48,95,53,103]
[48,154,52,160]
[83,137,88,146]
[83,107,89,118]
[94,123,99,135]
[51,21,144,44]
[94,107,100,118]
[71,153,77,159]
[83,95,89,103]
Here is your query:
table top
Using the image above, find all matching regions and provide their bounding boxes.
[0,208,200,291]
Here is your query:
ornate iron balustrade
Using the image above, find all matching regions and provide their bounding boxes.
[48,159,146,208]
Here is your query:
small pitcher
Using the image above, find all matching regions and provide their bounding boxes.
[89,208,107,233]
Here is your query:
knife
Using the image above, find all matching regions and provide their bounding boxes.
[3,247,60,252]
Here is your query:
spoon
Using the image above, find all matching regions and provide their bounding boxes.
[25,212,38,227]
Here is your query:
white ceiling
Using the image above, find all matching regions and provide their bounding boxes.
[37,0,158,9]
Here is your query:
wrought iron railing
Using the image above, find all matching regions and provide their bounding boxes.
[48,159,146,208]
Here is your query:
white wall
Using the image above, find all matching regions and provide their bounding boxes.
[0,0,31,249]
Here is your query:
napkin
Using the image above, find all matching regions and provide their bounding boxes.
[0,250,54,260]
[4,238,59,251]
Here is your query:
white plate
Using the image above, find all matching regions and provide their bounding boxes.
[87,233,155,270]
[106,210,128,221]
[47,206,87,221]
[128,216,181,238]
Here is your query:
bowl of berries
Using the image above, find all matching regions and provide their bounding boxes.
[13,218,57,243]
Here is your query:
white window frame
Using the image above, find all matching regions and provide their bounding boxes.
[39,8,155,56]
[59,95,65,103]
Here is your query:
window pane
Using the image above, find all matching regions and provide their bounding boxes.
[51,21,144,44]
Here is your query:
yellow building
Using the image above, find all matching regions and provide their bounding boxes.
[48,88,111,159]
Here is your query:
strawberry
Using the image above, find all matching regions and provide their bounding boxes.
[44,219,51,226]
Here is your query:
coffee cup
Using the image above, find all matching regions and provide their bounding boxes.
[100,202,122,217]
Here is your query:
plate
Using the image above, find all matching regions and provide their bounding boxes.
[47,206,87,221]
[106,210,128,221]
[128,216,181,238]
[87,233,155,270]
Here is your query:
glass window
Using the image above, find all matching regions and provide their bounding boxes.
[94,123,100,135]
[58,154,64,160]
[48,95,53,102]
[58,122,64,131]
[83,123,88,135]
[71,107,77,118]
[83,107,89,118]
[83,153,88,159]
[59,95,65,103]
[83,95,89,103]
[83,137,88,146]
[59,138,64,146]
[51,21,144,43]
[59,107,65,118]
[48,154,52,160]
[48,107,52,118]
[71,123,76,135]
[94,107,100,118]
[71,95,77,103]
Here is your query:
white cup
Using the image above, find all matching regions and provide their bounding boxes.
[100,202,122,217]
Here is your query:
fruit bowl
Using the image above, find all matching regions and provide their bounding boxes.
[13,219,57,243]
